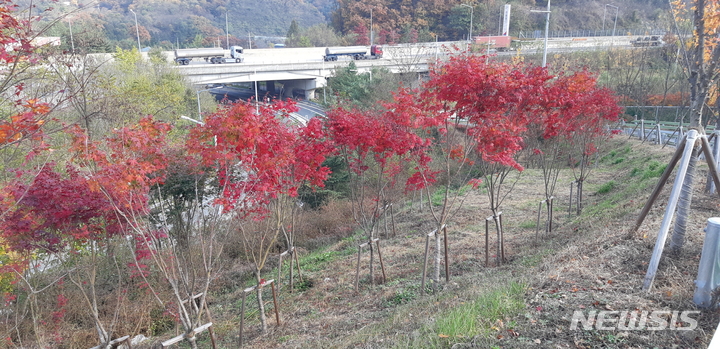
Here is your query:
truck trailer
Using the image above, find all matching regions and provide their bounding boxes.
[631,36,664,47]
[323,45,383,61]
[473,36,512,52]
[174,46,244,65]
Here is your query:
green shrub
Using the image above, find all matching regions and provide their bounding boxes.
[597,181,616,194]
[387,287,418,306]
[435,282,525,339]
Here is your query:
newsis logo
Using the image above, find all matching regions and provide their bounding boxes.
[570,310,700,331]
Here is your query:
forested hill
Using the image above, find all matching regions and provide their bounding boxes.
[28,0,671,51]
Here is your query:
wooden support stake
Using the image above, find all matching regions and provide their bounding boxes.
[89,335,131,349]
[293,248,304,283]
[420,230,435,294]
[270,281,281,326]
[535,200,543,240]
[197,293,217,349]
[701,136,720,195]
[238,285,255,347]
[278,249,288,291]
[355,243,367,291]
[161,323,213,347]
[383,205,389,238]
[499,212,505,263]
[630,136,686,236]
[277,247,300,292]
[177,293,217,349]
[576,180,583,214]
[662,126,680,149]
[485,216,492,267]
[627,122,640,139]
[643,130,699,291]
[390,204,397,238]
[374,239,387,283]
[548,196,554,233]
[442,225,449,283]
[205,323,217,349]
[568,181,574,217]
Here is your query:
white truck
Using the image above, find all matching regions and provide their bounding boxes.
[174,46,244,65]
[323,45,383,61]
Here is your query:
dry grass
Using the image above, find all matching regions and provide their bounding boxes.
[57,135,718,349]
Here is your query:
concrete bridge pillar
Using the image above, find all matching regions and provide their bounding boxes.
[279,77,325,100]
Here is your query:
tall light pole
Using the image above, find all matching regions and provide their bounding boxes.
[180,115,216,146]
[225,11,229,48]
[602,6,607,33]
[68,19,75,53]
[460,4,474,43]
[129,9,140,52]
[370,8,373,45]
[530,0,551,67]
[606,4,618,44]
[196,88,218,118]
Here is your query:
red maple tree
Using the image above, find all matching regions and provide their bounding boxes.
[187,100,332,332]
[421,53,621,264]
[326,89,439,286]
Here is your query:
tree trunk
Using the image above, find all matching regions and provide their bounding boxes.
[188,336,198,349]
[493,214,503,266]
[369,240,375,286]
[670,143,700,254]
[576,179,583,215]
[256,274,268,333]
[705,131,719,193]
[433,227,442,291]
[289,251,295,292]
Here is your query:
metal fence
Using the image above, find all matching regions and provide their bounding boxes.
[623,106,717,128]
[516,28,668,39]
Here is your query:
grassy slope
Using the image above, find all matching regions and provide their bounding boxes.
[189,135,719,348]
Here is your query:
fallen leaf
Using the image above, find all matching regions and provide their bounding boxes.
[534,339,541,344]
[438,334,449,338]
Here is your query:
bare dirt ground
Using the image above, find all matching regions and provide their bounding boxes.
[197,135,720,349]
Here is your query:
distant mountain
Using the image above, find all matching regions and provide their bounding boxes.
[27,0,674,51]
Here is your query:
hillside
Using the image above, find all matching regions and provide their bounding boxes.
[169,135,720,348]
[27,0,674,51]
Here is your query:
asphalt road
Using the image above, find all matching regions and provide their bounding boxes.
[206,85,326,123]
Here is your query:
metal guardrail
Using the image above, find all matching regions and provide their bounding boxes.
[621,120,717,148]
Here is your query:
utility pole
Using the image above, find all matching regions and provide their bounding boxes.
[460,4,474,43]
[130,9,140,52]
[370,8,373,45]
[68,19,74,53]
[530,0,551,67]
[225,11,229,48]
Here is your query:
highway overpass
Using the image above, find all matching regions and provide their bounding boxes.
[172,35,644,100]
